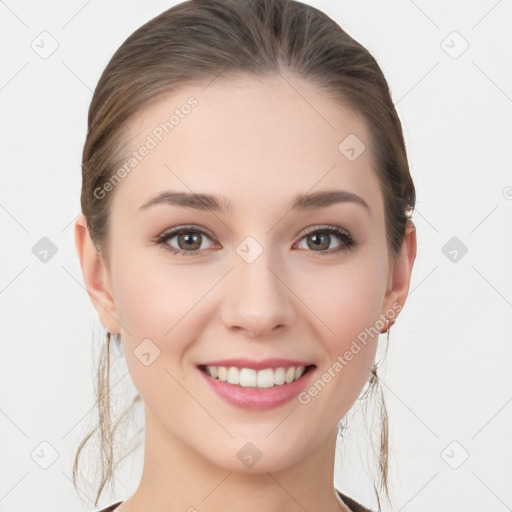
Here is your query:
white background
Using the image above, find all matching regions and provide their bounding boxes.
[0,1,511,511]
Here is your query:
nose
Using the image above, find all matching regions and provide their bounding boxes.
[220,246,296,338]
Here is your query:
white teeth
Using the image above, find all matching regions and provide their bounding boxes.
[226,367,239,385]
[217,366,227,382]
[239,368,258,387]
[204,365,308,388]
[274,367,286,385]
[257,368,275,388]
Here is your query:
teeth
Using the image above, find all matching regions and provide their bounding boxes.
[204,365,308,388]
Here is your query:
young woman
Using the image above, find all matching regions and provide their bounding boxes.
[73,1,416,511]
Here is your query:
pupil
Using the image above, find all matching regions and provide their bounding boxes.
[181,233,200,250]
[310,233,328,250]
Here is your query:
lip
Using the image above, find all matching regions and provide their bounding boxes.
[196,364,316,411]
[197,358,313,370]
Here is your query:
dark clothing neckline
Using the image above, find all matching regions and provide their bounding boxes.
[336,489,374,511]
[97,489,373,512]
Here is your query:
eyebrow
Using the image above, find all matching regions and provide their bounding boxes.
[138,189,370,214]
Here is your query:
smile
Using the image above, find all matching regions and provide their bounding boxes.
[198,364,315,388]
[197,363,316,410]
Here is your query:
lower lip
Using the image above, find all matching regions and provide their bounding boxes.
[197,366,315,410]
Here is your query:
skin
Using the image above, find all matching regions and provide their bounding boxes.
[75,71,416,512]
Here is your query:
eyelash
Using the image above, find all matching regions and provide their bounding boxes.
[151,225,359,257]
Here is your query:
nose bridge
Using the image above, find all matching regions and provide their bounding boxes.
[220,235,294,336]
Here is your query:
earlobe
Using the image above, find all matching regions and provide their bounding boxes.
[74,214,120,334]
[381,220,417,321]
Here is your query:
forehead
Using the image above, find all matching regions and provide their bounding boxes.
[111,72,382,216]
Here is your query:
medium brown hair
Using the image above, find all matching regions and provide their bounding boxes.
[73,0,415,509]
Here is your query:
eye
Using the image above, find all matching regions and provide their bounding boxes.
[152,224,359,257]
[295,226,358,255]
[152,226,217,256]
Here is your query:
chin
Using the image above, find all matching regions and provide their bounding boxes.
[199,433,312,475]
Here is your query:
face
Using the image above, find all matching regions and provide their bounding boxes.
[78,72,413,474]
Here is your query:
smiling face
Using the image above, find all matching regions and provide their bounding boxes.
[78,71,410,476]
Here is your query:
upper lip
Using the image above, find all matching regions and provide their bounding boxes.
[198,358,315,371]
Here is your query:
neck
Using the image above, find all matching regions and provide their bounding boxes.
[121,406,346,512]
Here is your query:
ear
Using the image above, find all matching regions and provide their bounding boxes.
[74,213,121,334]
[380,220,417,324]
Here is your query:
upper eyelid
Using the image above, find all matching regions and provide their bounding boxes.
[158,224,352,246]
[159,224,350,236]
[157,224,210,236]
[300,224,350,236]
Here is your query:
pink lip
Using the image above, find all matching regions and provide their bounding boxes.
[198,358,313,370]
[196,364,316,411]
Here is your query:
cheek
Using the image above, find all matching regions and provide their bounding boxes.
[110,256,207,404]
[299,255,386,348]
[295,251,387,406]
[111,252,220,358]
[113,256,190,330]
